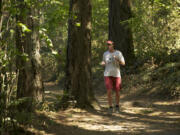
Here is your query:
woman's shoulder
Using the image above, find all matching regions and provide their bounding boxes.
[104,51,109,55]
[115,50,122,54]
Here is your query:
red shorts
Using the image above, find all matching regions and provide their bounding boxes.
[104,76,122,91]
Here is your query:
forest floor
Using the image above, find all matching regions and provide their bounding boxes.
[28,80,180,135]
[26,62,180,135]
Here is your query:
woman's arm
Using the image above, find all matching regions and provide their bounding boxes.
[114,55,125,66]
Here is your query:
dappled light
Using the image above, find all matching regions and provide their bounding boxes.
[1,0,179,134]
[25,91,180,135]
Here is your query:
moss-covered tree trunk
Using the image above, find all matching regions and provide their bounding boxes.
[16,0,44,109]
[109,0,135,65]
[66,0,94,108]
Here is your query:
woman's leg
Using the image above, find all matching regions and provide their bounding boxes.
[104,76,113,107]
[107,89,112,107]
[115,77,121,106]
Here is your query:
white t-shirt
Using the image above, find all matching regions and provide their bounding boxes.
[103,50,125,77]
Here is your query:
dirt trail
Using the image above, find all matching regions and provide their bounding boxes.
[30,82,180,135]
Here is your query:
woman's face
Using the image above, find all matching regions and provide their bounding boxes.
[107,44,114,51]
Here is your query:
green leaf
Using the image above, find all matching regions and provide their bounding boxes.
[46,39,53,47]
[10,29,15,34]
[17,22,31,33]
[21,53,29,61]
[52,50,58,55]
[50,0,63,5]
[76,22,81,27]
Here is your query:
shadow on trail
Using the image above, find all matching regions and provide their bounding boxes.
[30,112,126,135]
[39,82,180,135]
[89,96,180,135]
[29,105,180,135]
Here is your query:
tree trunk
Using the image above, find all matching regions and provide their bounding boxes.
[0,0,3,91]
[66,0,94,108]
[0,0,4,35]
[109,0,135,65]
[16,0,44,108]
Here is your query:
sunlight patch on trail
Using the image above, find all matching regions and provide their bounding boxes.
[40,108,149,132]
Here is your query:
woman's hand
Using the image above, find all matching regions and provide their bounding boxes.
[113,55,119,61]
[113,55,125,66]
[100,61,106,66]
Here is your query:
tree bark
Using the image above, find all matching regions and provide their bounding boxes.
[16,0,44,108]
[109,0,135,65]
[0,0,3,91]
[0,0,4,34]
[66,0,94,108]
